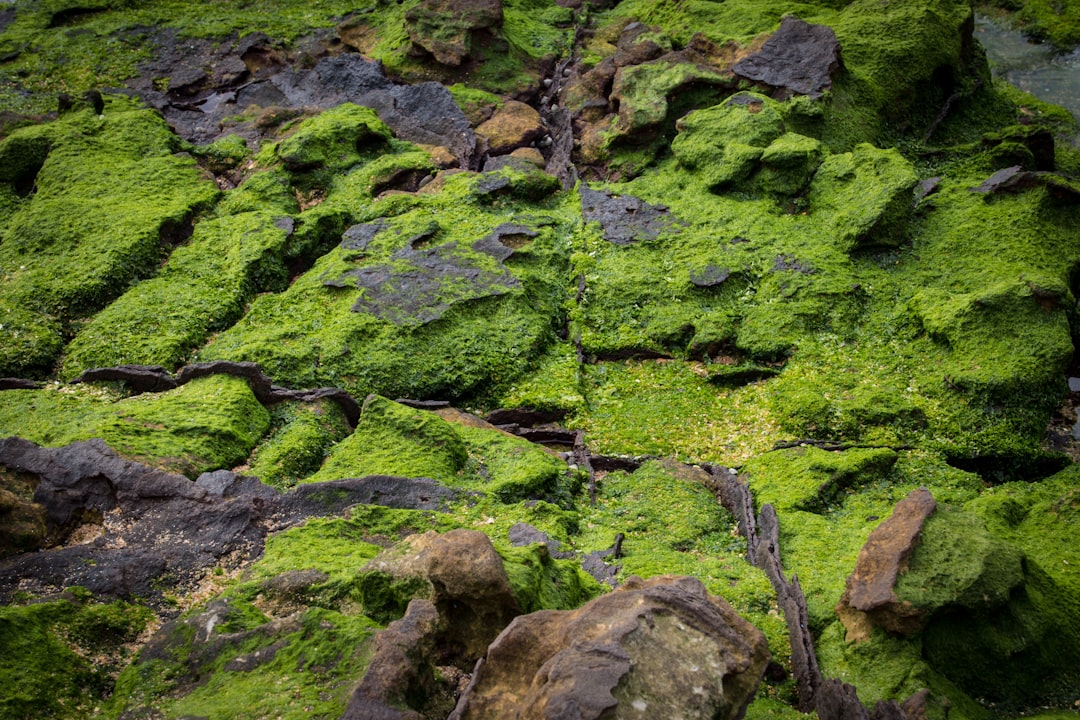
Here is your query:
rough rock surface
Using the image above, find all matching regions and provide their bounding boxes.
[580,185,682,245]
[733,16,841,97]
[405,0,504,66]
[449,575,769,720]
[836,487,937,641]
[360,529,523,662]
[0,438,457,604]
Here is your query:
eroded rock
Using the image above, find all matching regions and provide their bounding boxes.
[836,487,937,641]
[449,574,769,720]
[406,0,504,67]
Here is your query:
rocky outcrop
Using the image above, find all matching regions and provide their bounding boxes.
[0,438,459,604]
[836,487,938,641]
[449,575,770,720]
[405,0,504,67]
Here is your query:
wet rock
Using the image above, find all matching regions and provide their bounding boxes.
[733,16,841,97]
[836,488,937,640]
[968,165,1080,203]
[278,476,459,520]
[475,99,544,155]
[580,185,682,245]
[0,438,458,604]
[405,0,504,66]
[73,364,179,394]
[690,263,731,287]
[449,575,769,720]
[471,222,538,261]
[156,54,481,169]
[360,529,522,662]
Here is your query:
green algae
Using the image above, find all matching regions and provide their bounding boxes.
[0,98,218,377]
[0,375,270,477]
[60,211,296,377]
[0,594,153,720]
[498,542,603,613]
[310,395,469,484]
[107,605,379,720]
[570,459,790,667]
[201,167,574,402]
[0,0,362,114]
[309,396,567,502]
[248,399,352,489]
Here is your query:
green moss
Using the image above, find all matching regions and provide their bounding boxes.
[60,211,296,377]
[570,359,779,465]
[0,596,153,720]
[0,99,218,376]
[805,144,918,249]
[311,395,468,483]
[742,446,898,514]
[0,375,270,477]
[896,506,1025,612]
[248,399,352,489]
[980,0,1080,49]
[0,0,362,114]
[815,623,989,720]
[276,103,392,173]
[498,543,603,613]
[570,459,789,666]
[201,169,573,401]
[109,605,379,720]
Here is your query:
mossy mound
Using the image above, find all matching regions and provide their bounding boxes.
[200,166,574,401]
[0,592,153,720]
[0,375,270,478]
[0,98,219,377]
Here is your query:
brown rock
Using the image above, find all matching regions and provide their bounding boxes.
[475,100,545,155]
[362,529,522,662]
[509,146,546,167]
[342,599,440,720]
[835,487,937,641]
[405,0,504,66]
[450,575,770,720]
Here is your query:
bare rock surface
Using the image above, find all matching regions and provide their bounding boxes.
[733,16,841,97]
[475,99,545,155]
[0,438,459,605]
[449,574,769,720]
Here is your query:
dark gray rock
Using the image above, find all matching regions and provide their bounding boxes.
[324,240,521,325]
[733,16,841,97]
[580,185,682,245]
[73,364,178,394]
[0,438,458,605]
[690,263,731,287]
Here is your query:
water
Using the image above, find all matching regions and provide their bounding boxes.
[974,14,1080,130]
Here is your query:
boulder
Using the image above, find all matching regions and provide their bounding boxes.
[475,100,545,155]
[449,575,770,720]
[359,529,523,662]
[405,0,504,66]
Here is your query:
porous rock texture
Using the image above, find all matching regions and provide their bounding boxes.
[450,575,770,720]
